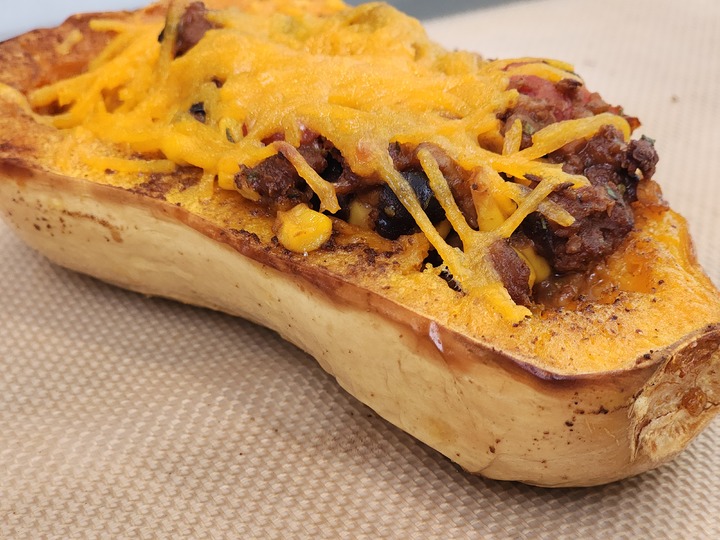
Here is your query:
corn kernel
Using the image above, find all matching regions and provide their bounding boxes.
[276,204,333,253]
[515,245,551,287]
[347,200,372,229]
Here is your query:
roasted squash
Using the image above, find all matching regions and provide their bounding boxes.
[0,0,719,487]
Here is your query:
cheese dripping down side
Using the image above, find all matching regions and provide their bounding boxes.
[27,0,632,322]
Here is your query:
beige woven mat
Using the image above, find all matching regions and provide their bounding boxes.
[1,0,719,538]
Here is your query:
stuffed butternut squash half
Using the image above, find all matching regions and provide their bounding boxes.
[1,0,719,487]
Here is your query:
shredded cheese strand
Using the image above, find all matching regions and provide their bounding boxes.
[503,183,575,227]
[502,118,523,156]
[496,178,566,238]
[518,113,631,161]
[418,149,475,243]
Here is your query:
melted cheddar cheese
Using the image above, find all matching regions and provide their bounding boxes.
[27,0,633,322]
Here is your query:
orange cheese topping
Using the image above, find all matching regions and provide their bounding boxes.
[26,0,632,322]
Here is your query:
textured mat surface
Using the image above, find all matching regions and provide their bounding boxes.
[1,0,719,538]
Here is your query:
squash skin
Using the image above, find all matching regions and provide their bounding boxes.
[0,5,720,487]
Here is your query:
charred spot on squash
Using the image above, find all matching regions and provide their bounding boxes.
[131,166,203,199]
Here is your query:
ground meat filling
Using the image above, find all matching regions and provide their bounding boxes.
[234,132,329,209]
[171,2,217,58]
[488,241,532,306]
[522,126,658,273]
[501,73,658,274]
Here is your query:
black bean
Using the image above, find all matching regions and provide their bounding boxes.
[375,169,445,239]
[189,102,206,123]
